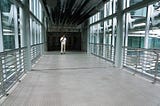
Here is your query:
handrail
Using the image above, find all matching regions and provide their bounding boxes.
[0,43,44,99]
[89,43,160,83]
[123,46,160,83]
[0,47,27,55]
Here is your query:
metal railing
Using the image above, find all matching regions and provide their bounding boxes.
[0,47,27,98]
[89,43,160,82]
[89,43,115,62]
[31,43,42,64]
[0,43,43,99]
[123,47,160,83]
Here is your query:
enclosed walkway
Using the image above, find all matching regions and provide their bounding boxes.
[1,52,160,106]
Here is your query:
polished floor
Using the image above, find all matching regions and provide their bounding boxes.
[1,52,160,106]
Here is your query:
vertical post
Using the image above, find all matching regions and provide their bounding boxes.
[22,0,31,71]
[40,5,44,55]
[112,18,116,62]
[0,56,5,96]
[151,51,159,83]
[43,17,47,52]
[13,5,19,80]
[144,5,151,49]
[0,6,5,95]
[123,0,130,66]
[115,0,124,68]
[112,0,116,62]
[41,25,44,55]
[41,11,45,55]
[103,21,106,58]
[0,8,4,52]
[14,6,19,49]
[87,25,90,54]
[30,19,33,46]
[97,24,100,55]
[142,5,151,72]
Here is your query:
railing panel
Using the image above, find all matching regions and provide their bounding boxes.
[89,43,115,62]
[31,44,42,64]
[123,47,160,82]
[89,43,160,82]
[0,48,26,98]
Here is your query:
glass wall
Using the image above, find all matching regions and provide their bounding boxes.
[89,0,117,62]
[127,7,146,48]
[0,0,46,98]
[148,1,160,49]
[1,0,16,51]
[88,0,160,80]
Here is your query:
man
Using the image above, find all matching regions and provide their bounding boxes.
[60,35,67,54]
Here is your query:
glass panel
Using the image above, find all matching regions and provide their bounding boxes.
[104,1,113,17]
[98,22,104,56]
[127,7,147,48]
[99,6,104,19]
[1,0,16,50]
[104,18,116,61]
[130,0,143,6]
[104,20,112,44]
[148,1,160,49]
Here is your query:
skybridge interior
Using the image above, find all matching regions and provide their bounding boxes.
[1,0,160,105]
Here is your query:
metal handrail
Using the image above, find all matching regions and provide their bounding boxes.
[89,43,160,82]
[0,47,27,98]
[89,43,115,62]
[123,46,160,83]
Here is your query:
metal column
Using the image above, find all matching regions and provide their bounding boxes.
[0,8,4,52]
[115,0,124,68]
[144,5,151,49]
[22,0,31,71]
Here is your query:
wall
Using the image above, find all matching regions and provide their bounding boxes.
[47,32,81,51]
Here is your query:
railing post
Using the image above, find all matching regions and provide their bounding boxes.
[0,56,4,96]
[152,51,159,83]
[133,48,139,75]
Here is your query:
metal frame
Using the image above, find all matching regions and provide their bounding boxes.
[88,0,160,82]
[0,8,4,52]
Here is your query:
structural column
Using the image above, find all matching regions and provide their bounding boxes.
[14,5,19,49]
[115,0,124,68]
[22,0,31,71]
[144,5,151,49]
[0,8,4,52]
[42,17,47,54]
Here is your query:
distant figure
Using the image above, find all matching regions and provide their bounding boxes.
[60,35,66,54]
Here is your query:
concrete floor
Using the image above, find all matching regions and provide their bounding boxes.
[1,52,160,106]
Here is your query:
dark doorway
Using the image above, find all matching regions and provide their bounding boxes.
[47,32,81,51]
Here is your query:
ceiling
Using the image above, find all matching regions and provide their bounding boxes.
[42,0,107,26]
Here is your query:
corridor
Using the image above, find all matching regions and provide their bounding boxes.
[1,52,160,106]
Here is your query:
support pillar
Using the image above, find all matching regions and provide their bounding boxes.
[144,5,151,49]
[0,8,4,52]
[115,0,124,68]
[22,0,31,71]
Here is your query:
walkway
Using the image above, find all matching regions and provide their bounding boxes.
[1,52,160,106]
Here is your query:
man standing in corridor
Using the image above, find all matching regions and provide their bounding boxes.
[60,35,67,54]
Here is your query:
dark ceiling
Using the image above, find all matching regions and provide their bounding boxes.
[42,0,107,26]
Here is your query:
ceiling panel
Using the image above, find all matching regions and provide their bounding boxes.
[43,0,107,26]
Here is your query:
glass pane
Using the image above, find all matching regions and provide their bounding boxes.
[1,0,16,50]
[130,0,143,6]
[127,7,147,48]
[104,1,113,17]
[148,1,160,49]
